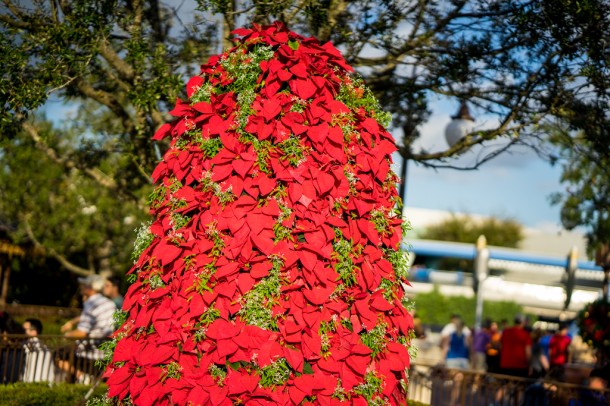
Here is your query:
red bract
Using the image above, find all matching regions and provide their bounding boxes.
[105,21,413,405]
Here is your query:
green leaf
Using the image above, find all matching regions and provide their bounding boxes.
[288,39,300,50]
[302,362,314,374]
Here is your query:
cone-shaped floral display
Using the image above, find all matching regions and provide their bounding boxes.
[104,22,413,406]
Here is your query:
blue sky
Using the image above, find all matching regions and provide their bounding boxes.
[403,155,563,228]
[391,100,565,229]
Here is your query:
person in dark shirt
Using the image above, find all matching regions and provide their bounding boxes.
[0,311,25,383]
[529,329,550,379]
[471,318,492,372]
[578,363,610,406]
[486,321,501,373]
[103,275,124,310]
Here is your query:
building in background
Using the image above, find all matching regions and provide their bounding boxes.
[403,207,602,318]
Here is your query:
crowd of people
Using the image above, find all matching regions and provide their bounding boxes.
[439,313,580,380]
[435,313,610,404]
[0,273,124,384]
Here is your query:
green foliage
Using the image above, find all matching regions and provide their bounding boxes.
[332,231,360,287]
[337,74,392,129]
[199,305,221,326]
[0,383,108,406]
[384,247,410,281]
[278,136,306,167]
[353,371,385,404]
[259,358,291,388]
[237,256,283,330]
[360,322,388,357]
[98,338,118,369]
[161,361,183,382]
[547,124,610,260]
[0,1,213,293]
[413,286,524,327]
[208,364,227,385]
[131,222,153,261]
[419,214,524,248]
[0,122,150,280]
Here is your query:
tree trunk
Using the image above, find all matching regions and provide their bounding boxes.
[595,244,610,300]
[603,266,609,301]
[0,258,10,306]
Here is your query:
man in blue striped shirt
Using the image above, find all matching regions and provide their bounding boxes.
[58,274,116,382]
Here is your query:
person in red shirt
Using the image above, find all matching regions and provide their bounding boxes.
[499,315,532,377]
[549,321,572,381]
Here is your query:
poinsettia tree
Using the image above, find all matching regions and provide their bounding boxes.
[576,299,610,364]
[102,22,413,406]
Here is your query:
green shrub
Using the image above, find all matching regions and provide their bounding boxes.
[0,383,107,406]
[0,382,429,406]
[413,286,525,327]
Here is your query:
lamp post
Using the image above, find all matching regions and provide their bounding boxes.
[563,246,578,310]
[474,235,489,331]
[398,100,474,218]
[445,100,475,147]
[398,141,410,219]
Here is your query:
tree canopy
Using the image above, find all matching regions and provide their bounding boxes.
[0,0,608,281]
[540,0,610,296]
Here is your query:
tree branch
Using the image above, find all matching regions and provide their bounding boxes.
[20,120,119,191]
[75,78,134,133]
[317,0,348,43]
[151,110,165,128]
[0,12,29,29]
[22,216,93,276]
[2,0,28,21]
[286,0,307,23]
[131,0,144,33]
[99,38,135,81]
[50,0,60,23]
[222,0,237,50]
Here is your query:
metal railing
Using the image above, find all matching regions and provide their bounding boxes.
[408,364,610,406]
[3,336,610,406]
[0,334,108,384]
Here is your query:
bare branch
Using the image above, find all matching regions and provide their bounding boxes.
[50,0,59,23]
[316,0,348,43]
[0,12,29,29]
[286,0,308,22]
[419,139,521,171]
[405,0,428,44]
[23,216,93,276]
[98,64,132,93]
[46,75,79,95]
[151,110,165,128]
[20,120,119,191]
[147,0,165,42]
[99,38,135,81]
[222,0,237,50]
[352,55,393,67]
[132,0,144,32]
[75,78,134,133]
[2,0,28,20]
[222,3,255,16]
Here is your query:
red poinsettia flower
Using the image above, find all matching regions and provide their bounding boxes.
[105,21,412,406]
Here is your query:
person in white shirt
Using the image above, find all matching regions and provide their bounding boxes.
[22,318,56,382]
